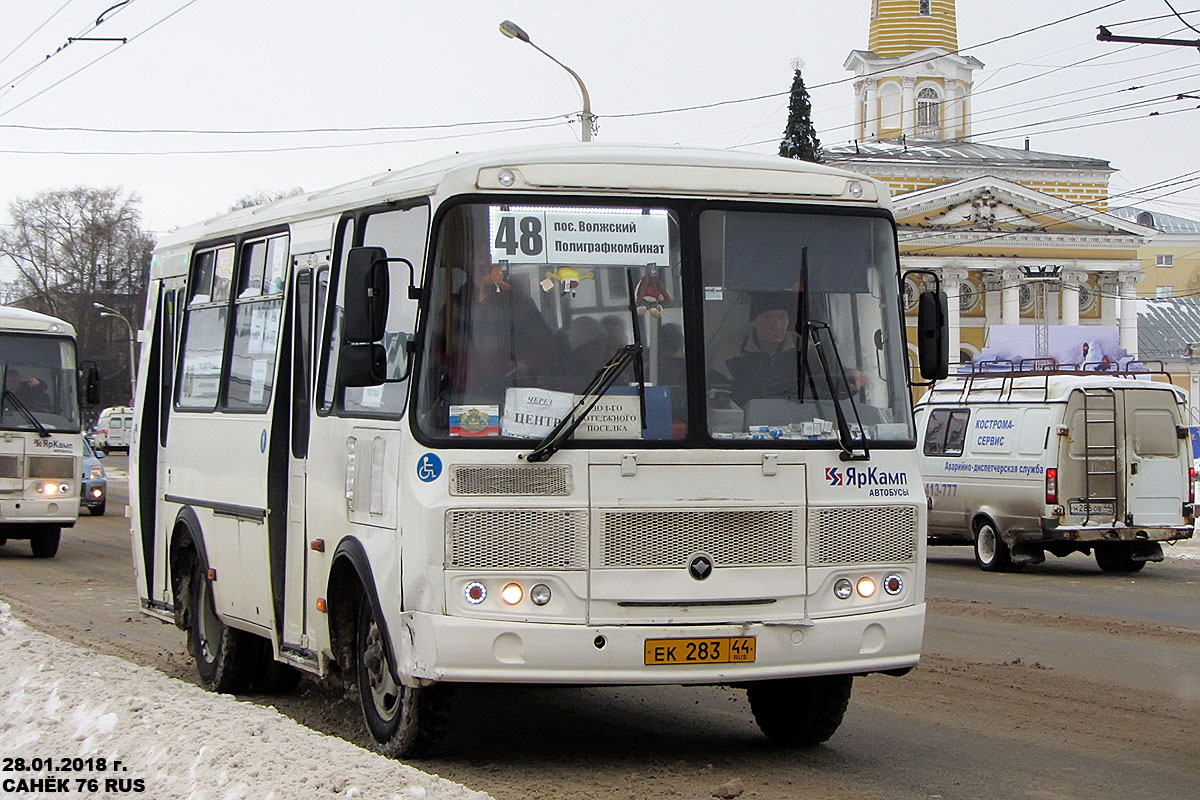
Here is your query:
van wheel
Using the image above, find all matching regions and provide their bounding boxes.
[356,596,450,757]
[746,674,853,746]
[188,561,256,693]
[973,519,1018,572]
[1094,544,1146,573]
[30,526,60,558]
[88,502,106,517]
[0,537,7,546]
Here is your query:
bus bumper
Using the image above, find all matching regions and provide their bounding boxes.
[0,498,78,527]
[395,603,925,685]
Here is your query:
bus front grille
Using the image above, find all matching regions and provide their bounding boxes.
[449,465,572,496]
[808,506,917,565]
[0,455,20,478]
[28,455,74,479]
[446,509,588,570]
[598,509,800,568]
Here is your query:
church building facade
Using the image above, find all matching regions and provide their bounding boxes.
[824,0,1150,368]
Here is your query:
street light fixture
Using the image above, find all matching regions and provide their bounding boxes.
[499,19,595,142]
[93,302,136,403]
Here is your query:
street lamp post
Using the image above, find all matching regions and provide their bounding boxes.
[499,19,595,142]
[93,302,136,404]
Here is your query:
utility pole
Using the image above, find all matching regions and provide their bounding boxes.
[93,302,136,404]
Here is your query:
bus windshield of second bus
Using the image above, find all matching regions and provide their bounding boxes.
[414,201,913,449]
[1,332,80,435]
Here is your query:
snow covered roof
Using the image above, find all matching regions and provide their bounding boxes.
[824,139,1112,172]
[1139,296,1200,360]
[1109,206,1200,236]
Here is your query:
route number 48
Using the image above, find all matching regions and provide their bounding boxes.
[494,215,544,257]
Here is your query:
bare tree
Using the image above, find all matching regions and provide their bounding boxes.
[0,186,156,414]
[0,186,155,318]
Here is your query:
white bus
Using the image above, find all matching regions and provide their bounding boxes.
[1,306,99,558]
[131,145,946,755]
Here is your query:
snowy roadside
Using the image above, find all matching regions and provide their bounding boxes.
[1165,533,1200,560]
[0,602,491,800]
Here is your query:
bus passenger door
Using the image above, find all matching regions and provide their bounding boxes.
[282,260,321,650]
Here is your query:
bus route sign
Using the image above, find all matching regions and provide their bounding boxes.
[489,206,670,268]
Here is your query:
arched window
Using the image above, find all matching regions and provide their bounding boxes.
[916,87,940,138]
[919,0,932,15]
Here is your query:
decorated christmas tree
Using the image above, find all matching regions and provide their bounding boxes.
[779,60,822,163]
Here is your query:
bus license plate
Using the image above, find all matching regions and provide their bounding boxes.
[643,637,756,666]
[1069,501,1115,516]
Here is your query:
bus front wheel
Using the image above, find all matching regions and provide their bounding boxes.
[30,526,60,558]
[187,561,256,693]
[746,674,853,746]
[355,596,449,757]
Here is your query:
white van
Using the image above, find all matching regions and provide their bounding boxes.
[93,406,133,451]
[915,368,1195,573]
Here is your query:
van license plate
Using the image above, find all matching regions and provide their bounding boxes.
[644,637,756,666]
[1069,501,1115,516]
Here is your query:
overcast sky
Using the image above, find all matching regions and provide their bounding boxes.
[0,0,1197,239]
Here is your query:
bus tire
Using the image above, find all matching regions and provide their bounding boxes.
[973,518,1018,572]
[1094,544,1146,573]
[746,674,853,747]
[188,561,256,693]
[355,596,449,757]
[30,526,60,558]
[0,537,7,546]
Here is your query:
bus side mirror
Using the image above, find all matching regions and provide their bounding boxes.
[917,290,949,380]
[344,246,390,343]
[80,361,101,406]
[339,344,388,387]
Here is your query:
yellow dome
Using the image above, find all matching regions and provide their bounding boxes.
[869,0,958,58]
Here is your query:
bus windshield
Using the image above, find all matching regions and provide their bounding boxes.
[0,334,80,433]
[415,201,912,446]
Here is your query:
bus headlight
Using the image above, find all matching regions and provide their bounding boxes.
[833,578,853,600]
[883,574,904,596]
[530,583,552,606]
[501,583,523,605]
[36,481,70,496]
[856,576,877,598]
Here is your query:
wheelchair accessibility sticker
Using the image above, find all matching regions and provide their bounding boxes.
[417,453,443,483]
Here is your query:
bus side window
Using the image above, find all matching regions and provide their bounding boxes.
[178,244,235,410]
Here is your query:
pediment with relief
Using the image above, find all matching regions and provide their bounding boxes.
[892,176,1152,237]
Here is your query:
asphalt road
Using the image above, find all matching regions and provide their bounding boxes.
[2,457,1198,800]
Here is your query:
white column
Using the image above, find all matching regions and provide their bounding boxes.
[1002,269,1020,326]
[864,79,878,139]
[902,78,916,139]
[983,270,1003,326]
[1060,271,1081,327]
[943,268,967,367]
[1100,275,1119,326]
[1119,275,1139,357]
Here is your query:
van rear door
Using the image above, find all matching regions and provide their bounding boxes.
[1122,388,1187,525]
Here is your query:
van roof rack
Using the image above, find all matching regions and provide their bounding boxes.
[924,358,1177,404]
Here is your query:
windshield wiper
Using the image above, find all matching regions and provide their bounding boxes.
[805,321,869,461]
[524,344,642,463]
[1,390,51,438]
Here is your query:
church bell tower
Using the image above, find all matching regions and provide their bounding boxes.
[847,0,980,142]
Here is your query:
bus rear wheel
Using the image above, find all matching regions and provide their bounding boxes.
[1094,543,1146,573]
[746,674,853,747]
[355,596,449,757]
[30,526,60,558]
[187,561,256,693]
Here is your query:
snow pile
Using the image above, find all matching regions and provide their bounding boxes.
[0,602,491,800]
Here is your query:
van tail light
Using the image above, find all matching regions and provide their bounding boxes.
[1190,467,1195,505]
[1045,467,1058,504]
